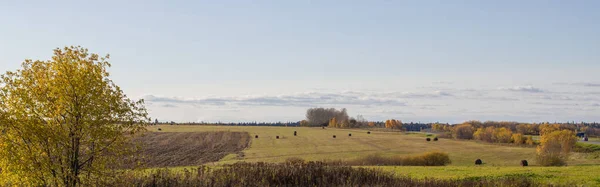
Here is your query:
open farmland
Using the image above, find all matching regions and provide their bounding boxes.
[147,125,597,166]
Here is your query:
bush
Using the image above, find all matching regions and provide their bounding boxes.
[426,138,431,141]
[346,152,451,166]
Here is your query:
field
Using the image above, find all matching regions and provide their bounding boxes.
[134,131,250,167]
[145,125,600,185]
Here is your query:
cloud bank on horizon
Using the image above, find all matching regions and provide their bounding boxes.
[142,82,600,123]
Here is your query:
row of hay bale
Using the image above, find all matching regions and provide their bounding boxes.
[474,159,529,166]
[425,137,439,141]
[254,130,373,139]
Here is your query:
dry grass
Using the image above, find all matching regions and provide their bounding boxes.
[133,131,250,168]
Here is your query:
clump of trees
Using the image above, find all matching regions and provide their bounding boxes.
[0,46,149,186]
[305,108,349,127]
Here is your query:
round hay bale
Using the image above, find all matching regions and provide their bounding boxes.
[157,128,162,131]
[426,138,431,141]
[294,131,297,136]
[520,160,528,167]
[333,135,336,138]
[276,136,280,139]
[433,137,438,141]
[475,159,483,165]
[255,135,258,139]
[348,133,352,137]
[322,127,325,129]
[367,131,371,134]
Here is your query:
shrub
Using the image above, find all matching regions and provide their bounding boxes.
[433,137,439,141]
[347,152,451,166]
[475,159,482,165]
[426,138,431,141]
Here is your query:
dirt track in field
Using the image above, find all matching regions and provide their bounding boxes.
[134,131,250,167]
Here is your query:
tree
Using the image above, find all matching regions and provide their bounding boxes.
[368,122,375,127]
[493,127,513,143]
[340,119,350,128]
[453,124,474,140]
[536,130,577,166]
[0,46,149,186]
[328,117,337,128]
[300,120,309,127]
[385,119,403,130]
[512,133,525,145]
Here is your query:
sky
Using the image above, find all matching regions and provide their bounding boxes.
[1,0,599,123]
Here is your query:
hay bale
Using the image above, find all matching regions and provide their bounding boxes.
[520,160,528,167]
[367,131,371,134]
[333,135,336,138]
[276,136,279,139]
[475,159,483,165]
[433,137,438,141]
[348,133,352,137]
[426,138,431,141]
[322,127,325,129]
[255,135,258,139]
[294,131,297,136]
[157,128,162,131]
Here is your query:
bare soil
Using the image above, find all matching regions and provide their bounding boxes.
[134,131,250,168]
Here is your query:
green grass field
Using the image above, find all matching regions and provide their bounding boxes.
[149,125,600,185]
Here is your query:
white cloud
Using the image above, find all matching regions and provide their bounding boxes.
[500,86,544,93]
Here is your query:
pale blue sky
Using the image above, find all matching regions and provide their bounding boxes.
[1,0,599,123]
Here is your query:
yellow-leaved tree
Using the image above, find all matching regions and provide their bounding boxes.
[536,130,577,166]
[0,46,149,186]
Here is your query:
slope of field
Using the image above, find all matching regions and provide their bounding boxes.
[134,131,250,167]
[149,125,597,166]
[375,165,600,186]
